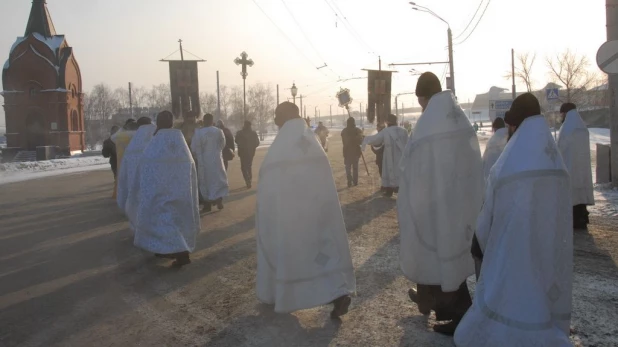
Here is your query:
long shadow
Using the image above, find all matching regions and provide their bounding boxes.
[205,304,342,347]
[341,191,396,232]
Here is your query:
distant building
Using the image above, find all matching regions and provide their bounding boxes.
[1,0,85,154]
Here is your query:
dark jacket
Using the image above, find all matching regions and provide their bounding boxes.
[102,137,117,176]
[341,126,363,160]
[235,128,260,159]
[219,126,235,160]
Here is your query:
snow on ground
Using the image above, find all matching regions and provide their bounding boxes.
[0,156,109,185]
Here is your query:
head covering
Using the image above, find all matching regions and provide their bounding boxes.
[204,113,214,126]
[156,111,174,132]
[275,102,300,127]
[560,102,577,114]
[415,72,442,98]
[492,117,506,130]
[137,117,152,126]
[346,117,356,127]
[243,120,252,129]
[216,119,224,128]
[505,93,541,127]
[123,118,137,130]
[387,114,397,125]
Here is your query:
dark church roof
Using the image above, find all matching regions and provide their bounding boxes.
[24,0,57,38]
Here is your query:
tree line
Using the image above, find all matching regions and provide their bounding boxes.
[84,83,276,148]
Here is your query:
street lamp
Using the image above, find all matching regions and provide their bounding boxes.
[291,83,298,104]
[409,2,455,97]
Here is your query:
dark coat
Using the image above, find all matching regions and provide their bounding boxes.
[340,126,363,160]
[102,137,117,176]
[219,126,235,161]
[235,128,260,159]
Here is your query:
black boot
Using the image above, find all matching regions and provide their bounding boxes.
[216,198,224,210]
[331,295,351,318]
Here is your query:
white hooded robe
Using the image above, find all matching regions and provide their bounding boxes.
[482,127,508,182]
[256,118,356,313]
[398,90,484,292]
[557,109,594,206]
[133,129,201,254]
[362,125,409,188]
[191,126,229,202]
[454,116,573,347]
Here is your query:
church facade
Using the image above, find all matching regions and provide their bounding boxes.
[1,0,85,155]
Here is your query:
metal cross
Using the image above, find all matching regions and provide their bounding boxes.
[544,140,558,163]
[234,51,254,80]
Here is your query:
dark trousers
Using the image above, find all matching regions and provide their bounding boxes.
[240,155,254,182]
[417,282,472,322]
[345,158,359,185]
[573,204,590,229]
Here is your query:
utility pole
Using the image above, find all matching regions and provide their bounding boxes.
[360,102,363,128]
[402,102,405,124]
[607,0,618,185]
[276,84,279,106]
[216,71,221,120]
[511,49,516,100]
[330,105,333,127]
[447,28,455,97]
[128,82,133,119]
[300,95,303,115]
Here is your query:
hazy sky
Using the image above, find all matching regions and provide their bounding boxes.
[0,0,608,126]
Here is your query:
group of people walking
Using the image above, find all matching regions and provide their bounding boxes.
[102,113,260,266]
[102,69,593,345]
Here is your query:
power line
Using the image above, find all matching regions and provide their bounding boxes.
[250,0,322,70]
[280,0,339,78]
[322,0,376,55]
[453,0,486,40]
[454,0,492,45]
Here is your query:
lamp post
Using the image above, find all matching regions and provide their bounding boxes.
[234,51,254,120]
[410,2,455,97]
[291,83,298,105]
[395,92,416,117]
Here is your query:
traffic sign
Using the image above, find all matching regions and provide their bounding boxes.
[596,40,618,74]
[546,88,559,101]
[489,100,513,111]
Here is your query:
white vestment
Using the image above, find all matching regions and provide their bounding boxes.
[117,124,157,216]
[455,116,573,347]
[482,128,508,182]
[191,126,229,201]
[256,118,356,313]
[133,129,201,254]
[362,125,409,187]
[398,91,484,291]
[558,110,594,206]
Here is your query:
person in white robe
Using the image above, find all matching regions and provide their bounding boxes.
[362,114,408,197]
[558,102,594,229]
[482,116,509,181]
[256,102,356,318]
[399,72,484,335]
[117,117,156,220]
[133,111,201,267]
[455,93,573,347]
[191,113,229,212]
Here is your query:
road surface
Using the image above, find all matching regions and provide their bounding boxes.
[0,134,617,347]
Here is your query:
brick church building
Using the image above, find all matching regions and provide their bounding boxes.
[1,0,85,157]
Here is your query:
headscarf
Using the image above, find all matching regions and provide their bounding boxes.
[415,72,443,98]
[505,93,541,127]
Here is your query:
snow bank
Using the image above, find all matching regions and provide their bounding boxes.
[589,128,610,151]
[0,157,109,185]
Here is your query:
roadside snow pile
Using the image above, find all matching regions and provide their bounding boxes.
[589,128,610,151]
[591,184,618,218]
[0,156,108,173]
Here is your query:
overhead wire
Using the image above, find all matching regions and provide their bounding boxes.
[454,0,492,45]
[322,0,376,55]
[250,0,324,71]
[280,0,339,78]
[452,0,486,40]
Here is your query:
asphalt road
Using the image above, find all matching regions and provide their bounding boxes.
[0,134,617,347]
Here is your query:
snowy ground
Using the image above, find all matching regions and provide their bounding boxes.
[0,156,109,185]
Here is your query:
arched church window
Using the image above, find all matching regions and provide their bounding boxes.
[71,110,79,131]
[29,88,38,98]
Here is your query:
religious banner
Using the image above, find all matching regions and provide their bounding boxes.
[366,70,393,124]
[168,61,200,119]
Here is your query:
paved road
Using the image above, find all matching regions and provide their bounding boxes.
[0,134,617,347]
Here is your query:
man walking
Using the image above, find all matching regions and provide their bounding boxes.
[340,117,363,187]
[235,120,260,189]
[102,125,119,198]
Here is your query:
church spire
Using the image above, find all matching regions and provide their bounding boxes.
[25,0,57,38]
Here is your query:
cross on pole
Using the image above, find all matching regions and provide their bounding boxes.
[234,51,254,121]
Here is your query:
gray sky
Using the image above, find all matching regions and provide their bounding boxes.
[0,0,608,127]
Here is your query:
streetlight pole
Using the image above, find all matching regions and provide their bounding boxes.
[410,2,455,97]
[395,92,416,117]
[290,83,298,105]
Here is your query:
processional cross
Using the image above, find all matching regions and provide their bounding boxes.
[234,51,254,120]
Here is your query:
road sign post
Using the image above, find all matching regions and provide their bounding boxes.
[489,99,513,121]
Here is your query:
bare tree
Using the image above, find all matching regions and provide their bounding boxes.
[145,84,172,113]
[505,52,536,92]
[227,86,245,128]
[247,83,276,140]
[199,92,218,116]
[547,49,599,104]
[83,84,121,149]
